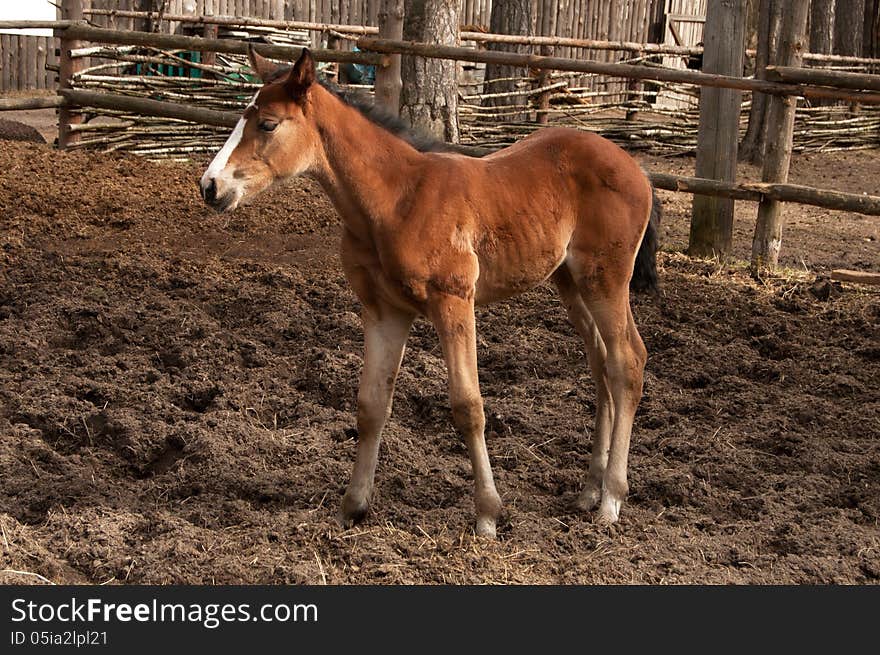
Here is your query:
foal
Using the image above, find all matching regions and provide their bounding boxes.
[200,48,660,537]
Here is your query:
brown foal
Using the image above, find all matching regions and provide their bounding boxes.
[199,48,660,537]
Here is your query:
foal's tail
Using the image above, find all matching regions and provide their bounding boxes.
[630,183,662,293]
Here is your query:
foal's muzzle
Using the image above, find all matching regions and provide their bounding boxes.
[199,176,237,212]
[200,177,217,204]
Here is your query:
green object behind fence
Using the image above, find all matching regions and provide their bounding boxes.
[136,51,203,78]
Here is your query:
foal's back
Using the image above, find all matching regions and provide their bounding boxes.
[402,127,653,305]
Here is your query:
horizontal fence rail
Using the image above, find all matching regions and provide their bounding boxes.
[58,88,238,127]
[766,65,880,92]
[0,96,64,110]
[83,10,381,36]
[649,173,880,215]
[60,24,386,65]
[0,20,79,29]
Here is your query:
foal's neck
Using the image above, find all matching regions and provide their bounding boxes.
[310,85,424,240]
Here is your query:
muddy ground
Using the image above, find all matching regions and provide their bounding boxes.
[0,136,878,584]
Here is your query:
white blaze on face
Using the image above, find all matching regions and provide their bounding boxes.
[200,91,259,195]
[201,117,245,183]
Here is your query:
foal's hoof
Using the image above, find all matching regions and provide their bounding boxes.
[338,494,369,527]
[575,485,602,512]
[596,495,622,525]
[475,516,497,539]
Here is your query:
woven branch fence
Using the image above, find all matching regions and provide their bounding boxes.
[66,33,880,160]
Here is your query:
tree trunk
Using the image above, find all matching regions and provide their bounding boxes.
[740,0,781,163]
[375,0,405,114]
[400,0,460,142]
[864,0,880,60]
[834,0,866,56]
[481,0,531,121]
[750,0,810,274]
[810,0,836,55]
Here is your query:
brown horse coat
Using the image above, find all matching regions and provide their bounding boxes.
[200,48,659,536]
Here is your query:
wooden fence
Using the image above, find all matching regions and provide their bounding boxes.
[0,0,677,93]
[85,0,665,64]
[0,35,58,93]
[80,0,702,62]
[85,0,660,43]
[0,1,705,96]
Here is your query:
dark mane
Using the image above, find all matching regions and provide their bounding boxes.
[324,81,454,153]
[263,66,451,153]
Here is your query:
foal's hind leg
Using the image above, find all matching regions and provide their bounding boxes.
[339,302,414,526]
[567,262,647,523]
[552,266,614,512]
[596,304,647,520]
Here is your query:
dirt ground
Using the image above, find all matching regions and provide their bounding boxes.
[0,132,878,584]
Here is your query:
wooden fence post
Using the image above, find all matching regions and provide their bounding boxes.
[134,0,153,34]
[374,0,404,114]
[750,0,810,273]
[58,0,84,149]
[534,44,553,124]
[0,34,8,93]
[688,0,746,259]
[202,22,219,71]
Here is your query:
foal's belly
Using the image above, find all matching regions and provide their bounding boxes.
[473,219,571,305]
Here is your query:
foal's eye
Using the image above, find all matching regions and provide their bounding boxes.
[259,120,278,133]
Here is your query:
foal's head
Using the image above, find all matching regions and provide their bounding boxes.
[199,48,320,212]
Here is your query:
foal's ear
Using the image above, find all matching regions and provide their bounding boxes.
[286,48,316,99]
[247,45,278,83]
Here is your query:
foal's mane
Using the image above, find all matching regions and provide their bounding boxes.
[262,66,451,153]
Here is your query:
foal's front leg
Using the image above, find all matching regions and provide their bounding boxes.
[430,294,503,538]
[339,303,413,526]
